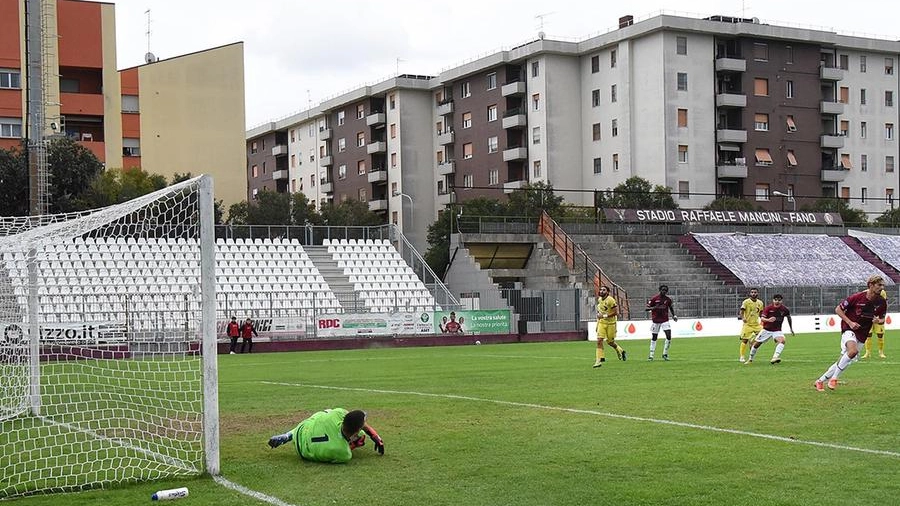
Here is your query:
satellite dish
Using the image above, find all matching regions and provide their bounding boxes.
[144,52,156,63]
[538,31,546,40]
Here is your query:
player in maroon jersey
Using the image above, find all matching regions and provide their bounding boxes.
[815,275,887,391]
[746,294,794,364]
[645,285,678,361]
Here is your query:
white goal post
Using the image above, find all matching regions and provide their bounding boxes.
[0,175,219,499]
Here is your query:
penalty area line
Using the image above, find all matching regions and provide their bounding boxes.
[262,381,900,459]
[213,475,299,506]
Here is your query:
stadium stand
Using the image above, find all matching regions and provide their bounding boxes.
[846,230,900,280]
[691,233,893,287]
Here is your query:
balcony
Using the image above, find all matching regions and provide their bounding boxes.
[366,141,387,154]
[271,144,288,157]
[821,167,849,182]
[502,108,527,129]
[716,129,747,143]
[320,127,332,140]
[820,101,845,115]
[60,92,104,115]
[320,181,333,193]
[821,134,845,149]
[319,155,333,167]
[437,191,454,206]
[717,162,748,178]
[437,160,455,176]
[367,169,387,184]
[366,112,386,126]
[368,199,388,212]
[437,129,455,145]
[715,57,746,72]
[820,66,845,81]
[501,81,526,96]
[503,180,527,193]
[502,146,528,162]
[272,169,289,180]
[716,93,746,108]
[436,100,454,116]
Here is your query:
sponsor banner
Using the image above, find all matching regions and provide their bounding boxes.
[1,321,127,346]
[433,310,511,335]
[588,313,898,341]
[217,317,307,340]
[315,312,433,338]
[604,208,843,226]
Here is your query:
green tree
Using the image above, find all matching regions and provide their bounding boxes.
[78,167,168,208]
[247,190,292,225]
[227,201,249,225]
[319,199,382,227]
[505,181,565,218]
[804,197,867,226]
[703,196,757,211]
[47,138,104,212]
[290,192,322,226]
[603,176,678,210]
[0,146,27,216]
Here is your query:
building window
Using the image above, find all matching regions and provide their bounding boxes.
[591,55,600,73]
[338,164,347,179]
[840,187,850,201]
[389,93,396,110]
[592,123,602,141]
[290,154,296,168]
[754,78,768,96]
[886,57,894,75]
[593,157,602,174]
[754,113,769,131]
[613,153,619,171]
[610,49,617,68]
[489,169,499,185]
[291,179,296,192]
[677,108,688,128]
[677,72,688,91]
[309,148,315,162]
[338,138,346,152]
[358,187,367,202]
[755,183,770,201]
[532,126,541,145]
[391,152,397,167]
[357,104,365,119]
[888,188,895,203]
[337,110,345,125]
[463,142,473,159]
[121,95,139,113]
[592,89,601,107]
[786,115,797,132]
[391,211,398,225]
[487,104,497,122]
[436,150,444,164]
[531,61,539,77]
[887,91,894,107]
[251,165,258,178]
[676,36,687,55]
[290,129,296,143]
[310,174,315,187]
[753,43,768,61]
[0,69,21,89]
[488,136,498,153]
[839,54,849,70]
[861,88,867,105]
[462,112,472,128]
[860,55,867,72]
[611,84,617,103]
[887,156,896,173]
[532,93,540,111]
[319,146,325,158]
[887,123,894,140]
[840,120,849,137]
[840,87,849,104]
[678,180,690,199]
[861,187,868,204]
[678,145,688,163]
[357,132,365,147]
[390,123,396,138]
[786,46,794,64]
[461,82,471,98]
[250,141,258,154]
[611,119,618,137]
[261,161,267,174]
[841,153,853,170]
[787,150,798,167]
[0,118,22,138]
[755,148,773,166]
[533,160,542,178]
[861,154,868,172]
[463,174,474,188]
[861,121,867,138]
[786,80,794,98]
[486,72,497,90]
[357,160,367,175]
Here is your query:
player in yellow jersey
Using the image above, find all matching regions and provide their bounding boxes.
[862,288,888,359]
[737,288,764,363]
[594,285,627,367]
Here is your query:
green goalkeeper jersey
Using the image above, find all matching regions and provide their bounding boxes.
[291,408,361,463]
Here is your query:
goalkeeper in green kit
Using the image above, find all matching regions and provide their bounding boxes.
[267,408,384,463]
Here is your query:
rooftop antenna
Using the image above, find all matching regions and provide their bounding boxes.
[535,12,554,39]
[396,57,406,76]
[144,9,156,63]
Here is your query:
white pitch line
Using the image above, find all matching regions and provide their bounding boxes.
[262,381,900,459]
[213,475,299,506]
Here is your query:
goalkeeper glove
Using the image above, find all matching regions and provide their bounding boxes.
[348,433,366,450]
[363,424,385,455]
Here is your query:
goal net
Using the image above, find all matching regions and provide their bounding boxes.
[0,175,219,499]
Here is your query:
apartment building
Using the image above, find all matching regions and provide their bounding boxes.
[248,13,900,249]
[1,0,247,208]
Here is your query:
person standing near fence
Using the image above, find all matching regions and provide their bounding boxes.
[646,285,678,361]
[227,316,240,355]
[240,317,258,353]
[815,275,887,391]
[862,288,888,359]
[738,288,764,363]
[594,285,626,368]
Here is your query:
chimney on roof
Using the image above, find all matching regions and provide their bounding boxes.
[619,15,634,28]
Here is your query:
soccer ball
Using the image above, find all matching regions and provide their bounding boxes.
[474,340,481,345]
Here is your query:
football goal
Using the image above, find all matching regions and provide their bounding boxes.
[0,175,219,499]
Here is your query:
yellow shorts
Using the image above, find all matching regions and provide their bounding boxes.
[870,323,885,336]
[740,324,762,340]
[596,321,617,342]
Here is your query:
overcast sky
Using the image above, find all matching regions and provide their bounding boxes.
[104,1,900,129]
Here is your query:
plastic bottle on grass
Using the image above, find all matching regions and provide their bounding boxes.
[151,487,189,501]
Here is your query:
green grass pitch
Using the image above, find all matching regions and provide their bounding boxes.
[6,332,900,505]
